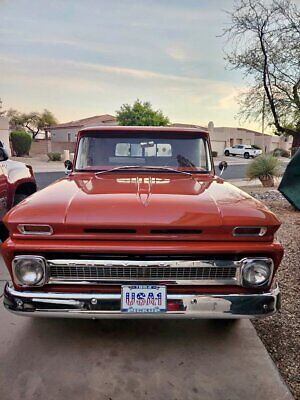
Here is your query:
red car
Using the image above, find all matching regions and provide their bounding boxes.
[2,127,283,319]
[0,147,37,241]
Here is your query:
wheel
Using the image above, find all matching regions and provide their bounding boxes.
[224,150,230,156]
[13,193,28,206]
[0,223,9,242]
[244,152,250,159]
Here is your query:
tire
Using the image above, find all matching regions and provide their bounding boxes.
[13,193,28,206]
[0,223,9,242]
[244,152,250,159]
[224,150,230,156]
[232,154,236,156]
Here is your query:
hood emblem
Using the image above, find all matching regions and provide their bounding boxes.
[136,177,152,207]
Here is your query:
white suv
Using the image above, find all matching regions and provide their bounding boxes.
[224,145,262,159]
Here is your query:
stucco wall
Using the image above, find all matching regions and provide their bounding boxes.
[51,141,76,154]
[30,140,52,156]
[209,125,292,154]
[0,116,11,156]
[51,127,78,142]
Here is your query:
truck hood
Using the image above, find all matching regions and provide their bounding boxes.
[4,173,281,241]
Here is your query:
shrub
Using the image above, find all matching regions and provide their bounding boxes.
[212,151,218,157]
[246,154,282,187]
[10,130,32,156]
[47,152,61,161]
[272,148,290,158]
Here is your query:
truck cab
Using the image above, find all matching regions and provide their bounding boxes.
[224,144,262,158]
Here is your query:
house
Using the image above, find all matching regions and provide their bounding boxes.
[47,114,117,154]
[46,115,292,157]
[209,124,292,154]
[172,122,292,155]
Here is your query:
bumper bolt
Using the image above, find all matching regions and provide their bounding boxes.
[16,299,24,309]
[91,298,98,305]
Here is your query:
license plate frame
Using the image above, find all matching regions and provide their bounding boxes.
[121,285,167,313]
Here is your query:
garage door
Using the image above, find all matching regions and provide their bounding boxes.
[211,141,226,155]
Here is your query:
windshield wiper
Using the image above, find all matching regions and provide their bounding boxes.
[95,165,194,178]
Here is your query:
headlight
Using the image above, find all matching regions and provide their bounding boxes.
[241,258,273,287]
[12,256,47,286]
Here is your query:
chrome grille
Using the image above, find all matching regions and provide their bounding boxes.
[47,259,239,285]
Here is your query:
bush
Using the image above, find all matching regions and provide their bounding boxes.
[272,148,290,158]
[47,152,61,161]
[246,154,282,187]
[10,130,32,156]
[212,151,218,157]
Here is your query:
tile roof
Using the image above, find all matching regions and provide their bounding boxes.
[171,123,208,131]
[49,114,117,129]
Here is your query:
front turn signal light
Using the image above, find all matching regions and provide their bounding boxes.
[233,226,267,237]
[17,224,53,235]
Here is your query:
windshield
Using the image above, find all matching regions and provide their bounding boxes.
[75,132,212,172]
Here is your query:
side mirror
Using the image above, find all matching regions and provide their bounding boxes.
[64,160,73,175]
[218,161,228,176]
[0,148,9,162]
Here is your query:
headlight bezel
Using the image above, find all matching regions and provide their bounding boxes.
[240,257,274,288]
[12,255,48,287]
[17,224,53,235]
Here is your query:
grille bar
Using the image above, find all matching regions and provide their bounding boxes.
[47,259,239,285]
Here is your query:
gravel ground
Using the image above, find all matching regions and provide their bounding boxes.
[243,187,300,399]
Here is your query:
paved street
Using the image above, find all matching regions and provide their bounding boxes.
[34,158,289,189]
[35,165,249,190]
[35,171,65,189]
[0,258,293,400]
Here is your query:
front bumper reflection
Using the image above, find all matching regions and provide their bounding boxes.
[3,283,280,319]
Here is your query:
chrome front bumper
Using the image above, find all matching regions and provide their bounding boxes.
[3,283,280,319]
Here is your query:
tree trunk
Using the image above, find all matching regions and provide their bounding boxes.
[260,176,275,187]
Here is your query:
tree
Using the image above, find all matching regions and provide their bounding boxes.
[10,131,32,156]
[116,100,170,126]
[5,109,58,139]
[0,98,5,116]
[223,0,300,150]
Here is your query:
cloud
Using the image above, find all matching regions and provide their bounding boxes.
[0,53,197,83]
[165,44,192,62]
[3,73,104,93]
[0,53,246,128]
[0,53,242,102]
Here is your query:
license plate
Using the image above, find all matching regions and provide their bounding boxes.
[121,285,167,313]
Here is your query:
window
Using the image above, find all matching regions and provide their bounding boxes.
[75,132,211,173]
[67,133,71,142]
[115,142,172,158]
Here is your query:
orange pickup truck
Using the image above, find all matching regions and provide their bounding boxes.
[2,126,283,318]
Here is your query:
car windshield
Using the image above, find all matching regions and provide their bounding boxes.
[75,132,212,172]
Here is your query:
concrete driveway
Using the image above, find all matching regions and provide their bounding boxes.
[0,258,293,400]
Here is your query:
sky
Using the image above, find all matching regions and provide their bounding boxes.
[1,0,261,129]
